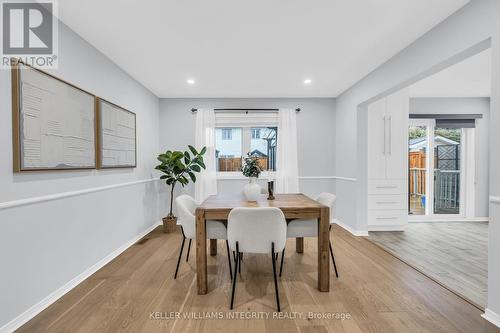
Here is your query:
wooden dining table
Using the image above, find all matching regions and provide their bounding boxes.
[195,193,330,295]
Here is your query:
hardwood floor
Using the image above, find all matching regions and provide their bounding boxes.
[367,222,488,309]
[18,225,499,333]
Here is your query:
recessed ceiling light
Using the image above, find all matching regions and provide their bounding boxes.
[187,79,195,85]
[304,79,312,85]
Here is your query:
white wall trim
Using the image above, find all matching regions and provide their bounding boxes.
[0,178,160,211]
[0,221,162,333]
[216,175,358,182]
[490,196,500,204]
[299,176,357,182]
[482,308,500,328]
[334,218,368,236]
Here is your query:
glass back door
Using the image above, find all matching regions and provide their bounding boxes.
[408,120,464,217]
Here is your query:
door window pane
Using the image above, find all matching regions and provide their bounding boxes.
[216,128,242,171]
[250,127,277,171]
[433,128,461,214]
[408,125,428,215]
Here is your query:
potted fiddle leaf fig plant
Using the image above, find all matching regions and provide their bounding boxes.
[241,153,262,201]
[156,145,207,233]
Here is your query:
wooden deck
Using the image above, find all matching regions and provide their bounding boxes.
[409,196,425,215]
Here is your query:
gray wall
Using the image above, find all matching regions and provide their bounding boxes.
[159,98,336,200]
[0,22,163,328]
[335,0,500,319]
[410,97,490,217]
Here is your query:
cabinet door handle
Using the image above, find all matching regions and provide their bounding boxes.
[388,116,392,155]
[376,217,398,220]
[376,201,398,204]
[375,186,397,189]
[383,116,386,155]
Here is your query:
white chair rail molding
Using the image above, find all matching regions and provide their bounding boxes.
[1,1,500,332]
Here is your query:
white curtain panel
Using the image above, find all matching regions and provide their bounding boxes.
[194,109,218,202]
[276,108,299,193]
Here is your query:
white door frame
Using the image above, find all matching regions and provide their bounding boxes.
[408,120,474,221]
[408,119,433,217]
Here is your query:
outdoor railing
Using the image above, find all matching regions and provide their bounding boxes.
[434,170,460,211]
[409,168,460,213]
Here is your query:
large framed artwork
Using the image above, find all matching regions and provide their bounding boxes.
[11,60,97,172]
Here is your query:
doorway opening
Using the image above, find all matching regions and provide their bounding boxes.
[368,45,491,310]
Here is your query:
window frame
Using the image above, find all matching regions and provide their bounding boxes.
[216,125,277,179]
[251,128,261,139]
[221,128,232,140]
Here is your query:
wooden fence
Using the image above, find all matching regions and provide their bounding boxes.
[217,157,269,172]
[409,151,426,197]
[409,151,426,169]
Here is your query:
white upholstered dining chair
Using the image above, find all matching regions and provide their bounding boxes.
[227,207,286,311]
[280,192,339,278]
[174,194,232,279]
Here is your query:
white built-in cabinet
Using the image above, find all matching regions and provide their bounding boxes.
[367,89,409,230]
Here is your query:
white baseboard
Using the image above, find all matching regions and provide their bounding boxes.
[333,219,369,236]
[0,221,162,333]
[482,308,500,328]
[408,217,489,223]
[367,225,406,232]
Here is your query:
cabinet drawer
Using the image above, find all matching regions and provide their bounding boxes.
[368,194,407,210]
[367,210,407,226]
[368,179,406,195]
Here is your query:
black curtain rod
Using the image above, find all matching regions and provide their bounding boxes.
[191,108,301,113]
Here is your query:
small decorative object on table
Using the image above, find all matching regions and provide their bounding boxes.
[267,171,275,200]
[241,153,262,201]
[155,145,207,233]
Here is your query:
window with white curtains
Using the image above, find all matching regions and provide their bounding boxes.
[214,112,278,175]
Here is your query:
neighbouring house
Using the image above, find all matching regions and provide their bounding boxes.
[409,135,459,152]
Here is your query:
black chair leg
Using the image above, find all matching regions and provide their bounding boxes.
[174,236,186,279]
[329,241,339,278]
[271,242,281,312]
[238,253,242,274]
[226,240,233,280]
[328,224,339,278]
[186,239,192,262]
[279,248,285,277]
[230,241,239,310]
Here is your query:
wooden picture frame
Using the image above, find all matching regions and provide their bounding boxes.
[11,60,97,172]
[96,97,137,169]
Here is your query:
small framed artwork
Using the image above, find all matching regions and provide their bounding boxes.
[96,98,137,168]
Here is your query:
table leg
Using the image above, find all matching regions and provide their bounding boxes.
[296,237,304,253]
[196,208,207,294]
[210,239,217,256]
[318,207,330,292]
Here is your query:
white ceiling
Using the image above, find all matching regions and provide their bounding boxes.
[58,0,469,98]
[409,48,491,98]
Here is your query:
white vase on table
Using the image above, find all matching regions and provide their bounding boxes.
[243,177,260,201]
